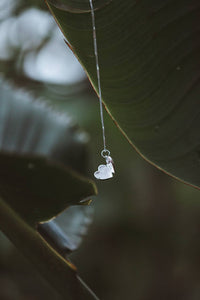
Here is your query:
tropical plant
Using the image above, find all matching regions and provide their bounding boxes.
[1,0,200,299]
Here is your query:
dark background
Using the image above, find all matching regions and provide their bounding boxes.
[1,1,200,299]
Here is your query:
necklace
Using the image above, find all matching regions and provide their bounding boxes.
[89,0,115,180]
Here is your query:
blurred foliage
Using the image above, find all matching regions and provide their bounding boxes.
[1,1,200,300]
[0,1,98,298]
[0,78,97,298]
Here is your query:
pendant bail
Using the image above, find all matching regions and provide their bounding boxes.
[101,149,110,158]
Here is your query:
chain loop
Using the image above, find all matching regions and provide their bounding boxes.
[101,149,110,158]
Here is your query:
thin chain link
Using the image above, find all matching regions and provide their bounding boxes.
[89,0,106,152]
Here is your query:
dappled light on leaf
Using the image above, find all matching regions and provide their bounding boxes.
[0,0,16,20]
[24,28,86,84]
[0,7,86,86]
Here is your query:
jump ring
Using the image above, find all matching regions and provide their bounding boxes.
[101,149,110,158]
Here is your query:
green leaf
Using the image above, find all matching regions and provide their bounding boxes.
[47,0,111,12]
[38,205,93,255]
[0,79,97,299]
[46,0,200,189]
[0,198,98,300]
[0,152,95,226]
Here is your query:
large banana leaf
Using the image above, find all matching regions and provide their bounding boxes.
[46,0,200,189]
[0,79,97,299]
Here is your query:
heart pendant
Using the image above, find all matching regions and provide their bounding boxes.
[94,156,115,180]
